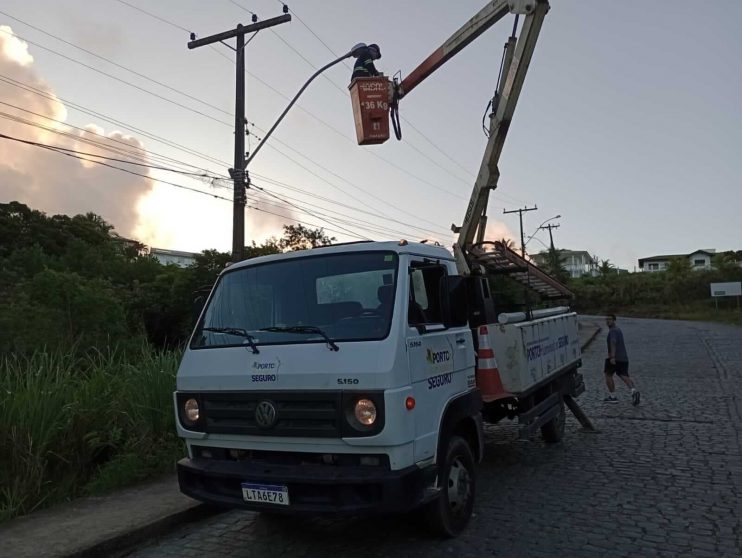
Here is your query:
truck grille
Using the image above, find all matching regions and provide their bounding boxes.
[201,391,342,438]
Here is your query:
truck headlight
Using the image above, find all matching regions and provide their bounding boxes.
[184,398,200,423]
[354,398,376,426]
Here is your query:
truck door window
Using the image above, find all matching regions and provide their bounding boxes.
[408,264,445,326]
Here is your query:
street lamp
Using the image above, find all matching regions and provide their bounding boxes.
[245,43,369,167]
[525,214,561,251]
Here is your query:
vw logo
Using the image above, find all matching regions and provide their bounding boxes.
[255,400,277,429]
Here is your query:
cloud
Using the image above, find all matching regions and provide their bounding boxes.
[0,25,33,67]
[0,25,297,251]
[482,219,517,245]
[0,25,153,238]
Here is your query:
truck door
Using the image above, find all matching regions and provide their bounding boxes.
[406,261,469,463]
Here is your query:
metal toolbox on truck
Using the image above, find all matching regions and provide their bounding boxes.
[487,312,580,394]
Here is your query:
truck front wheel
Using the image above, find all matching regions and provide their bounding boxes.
[425,435,476,537]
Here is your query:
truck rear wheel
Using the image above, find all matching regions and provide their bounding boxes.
[425,435,476,537]
[540,399,566,443]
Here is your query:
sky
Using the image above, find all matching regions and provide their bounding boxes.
[0,0,740,271]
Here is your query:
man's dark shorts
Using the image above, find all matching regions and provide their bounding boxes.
[604,358,629,376]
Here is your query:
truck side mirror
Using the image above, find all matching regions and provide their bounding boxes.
[439,275,468,328]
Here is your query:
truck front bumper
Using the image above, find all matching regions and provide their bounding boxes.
[178,456,435,515]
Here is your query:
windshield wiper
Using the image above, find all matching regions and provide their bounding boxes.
[202,327,260,354]
[259,325,340,352]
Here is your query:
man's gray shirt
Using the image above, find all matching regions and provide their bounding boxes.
[607,326,628,362]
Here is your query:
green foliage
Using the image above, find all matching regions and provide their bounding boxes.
[666,256,692,276]
[0,201,347,521]
[598,259,616,277]
[571,263,742,324]
[0,345,182,521]
[273,224,335,251]
[0,202,335,353]
[544,247,570,284]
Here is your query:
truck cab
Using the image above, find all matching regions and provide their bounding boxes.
[176,241,483,535]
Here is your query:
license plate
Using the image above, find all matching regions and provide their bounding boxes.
[241,482,290,506]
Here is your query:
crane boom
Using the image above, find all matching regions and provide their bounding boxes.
[394,0,549,274]
[454,1,548,274]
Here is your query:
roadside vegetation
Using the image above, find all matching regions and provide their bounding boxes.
[568,255,742,326]
[0,201,333,521]
[2,200,738,521]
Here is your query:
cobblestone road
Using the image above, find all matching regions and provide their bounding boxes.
[130,318,742,557]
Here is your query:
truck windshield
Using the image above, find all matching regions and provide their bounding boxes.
[191,251,398,349]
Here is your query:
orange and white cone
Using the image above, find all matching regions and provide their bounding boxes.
[476,325,510,402]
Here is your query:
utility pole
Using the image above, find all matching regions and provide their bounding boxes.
[504,205,537,320]
[539,222,560,250]
[503,205,538,258]
[188,12,291,262]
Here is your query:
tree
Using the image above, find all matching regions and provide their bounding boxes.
[599,259,616,277]
[499,238,516,251]
[545,247,570,283]
[712,252,740,274]
[666,256,691,276]
[244,239,280,260]
[275,224,335,252]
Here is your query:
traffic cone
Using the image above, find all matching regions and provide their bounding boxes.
[476,325,510,402]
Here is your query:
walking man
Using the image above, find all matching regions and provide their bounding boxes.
[603,314,640,405]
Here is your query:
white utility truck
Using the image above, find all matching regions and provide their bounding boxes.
[175,0,588,536]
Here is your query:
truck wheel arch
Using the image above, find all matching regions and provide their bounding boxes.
[436,390,484,464]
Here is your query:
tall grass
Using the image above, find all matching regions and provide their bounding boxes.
[0,345,183,522]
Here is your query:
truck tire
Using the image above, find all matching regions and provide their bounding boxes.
[540,399,566,443]
[425,435,476,537]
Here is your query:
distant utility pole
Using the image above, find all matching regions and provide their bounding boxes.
[188,12,291,262]
[539,222,560,250]
[503,205,538,258]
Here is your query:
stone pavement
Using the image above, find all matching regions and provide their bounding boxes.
[11,316,709,558]
[127,317,742,558]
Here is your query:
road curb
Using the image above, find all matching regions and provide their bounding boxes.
[69,503,221,558]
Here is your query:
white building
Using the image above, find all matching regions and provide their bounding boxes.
[150,247,198,268]
[638,249,715,272]
[533,249,598,278]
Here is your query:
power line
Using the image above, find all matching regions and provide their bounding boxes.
[0,108,211,177]
[0,14,468,237]
[0,117,222,178]
[105,1,487,214]
[251,183,436,241]
[0,90,448,238]
[0,24,457,232]
[1,107,440,242]
[0,10,240,123]
[0,100,228,177]
[0,28,236,130]
[0,129,372,240]
[244,203,367,241]
[112,0,193,33]
[0,74,231,168]
[248,190,375,241]
[0,131,233,201]
[250,173,448,238]
[263,1,529,207]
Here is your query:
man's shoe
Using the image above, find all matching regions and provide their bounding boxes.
[603,395,618,403]
[632,391,641,406]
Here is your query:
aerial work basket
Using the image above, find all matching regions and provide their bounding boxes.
[349,76,391,145]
